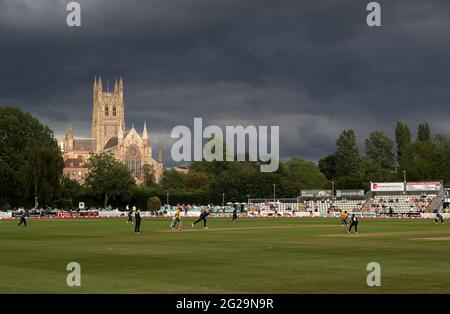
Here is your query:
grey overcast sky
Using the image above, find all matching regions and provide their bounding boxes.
[1,0,450,165]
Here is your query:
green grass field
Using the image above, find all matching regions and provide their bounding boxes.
[0,217,449,293]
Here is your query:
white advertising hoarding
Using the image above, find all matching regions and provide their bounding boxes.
[406,181,442,192]
[370,182,405,192]
[336,189,365,197]
[300,190,332,198]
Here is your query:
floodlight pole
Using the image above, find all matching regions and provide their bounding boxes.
[403,170,407,193]
[273,184,276,202]
[222,192,225,208]
[332,180,335,202]
[166,193,169,206]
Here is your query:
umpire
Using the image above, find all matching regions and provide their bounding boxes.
[134,209,142,234]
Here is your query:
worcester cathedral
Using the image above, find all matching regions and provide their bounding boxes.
[62,77,164,184]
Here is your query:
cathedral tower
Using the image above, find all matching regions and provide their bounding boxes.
[64,123,74,152]
[91,76,125,151]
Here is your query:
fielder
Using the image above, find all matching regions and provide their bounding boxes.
[232,207,238,222]
[435,211,445,224]
[347,214,359,234]
[192,207,209,229]
[126,205,133,224]
[17,208,27,227]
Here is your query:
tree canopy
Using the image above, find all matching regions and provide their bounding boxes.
[0,106,63,209]
[84,153,136,208]
[335,129,360,177]
[365,130,395,170]
[395,121,412,162]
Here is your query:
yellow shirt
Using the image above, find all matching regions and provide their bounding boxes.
[174,209,180,218]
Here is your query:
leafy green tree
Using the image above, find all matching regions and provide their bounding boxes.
[395,121,411,162]
[208,169,281,203]
[58,178,82,209]
[160,169,186,190]
[433,134,449,147]
[335,130,360,177]
[399,138,450,183]
[183,171,211,190]
[319,154,337,180]
[0,106,63,208]
[365,131,395,169]
[85,153,136,208]
[147,196,161,211]
[335,176,366,191]
[358,159,397,183]
[189,137,262,176]
[0,157,18,209]
[21,140,64,207]
[142,164,156,186]
[281,158,329,195]
[417,122,431,142]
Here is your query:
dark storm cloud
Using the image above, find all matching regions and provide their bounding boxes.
[1,0,450,165]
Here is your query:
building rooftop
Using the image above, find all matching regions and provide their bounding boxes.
[73,138,95,152]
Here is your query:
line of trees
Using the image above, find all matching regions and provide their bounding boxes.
[62,154,330,210]
[2,106,449,210]
[319,121,450,191]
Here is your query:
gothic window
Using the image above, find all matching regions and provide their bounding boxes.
[105,106,109,116]
[113,106,117,116]
[125,145,142,179]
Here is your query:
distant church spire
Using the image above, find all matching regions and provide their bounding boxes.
[158,147,163,163]
[93,76,98,98]
[64,122,74,152]
[66,122,73,138]
[114,78,119,93]
[142,121,148,139]
[118,76,124,96]
[97,76,103,94]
